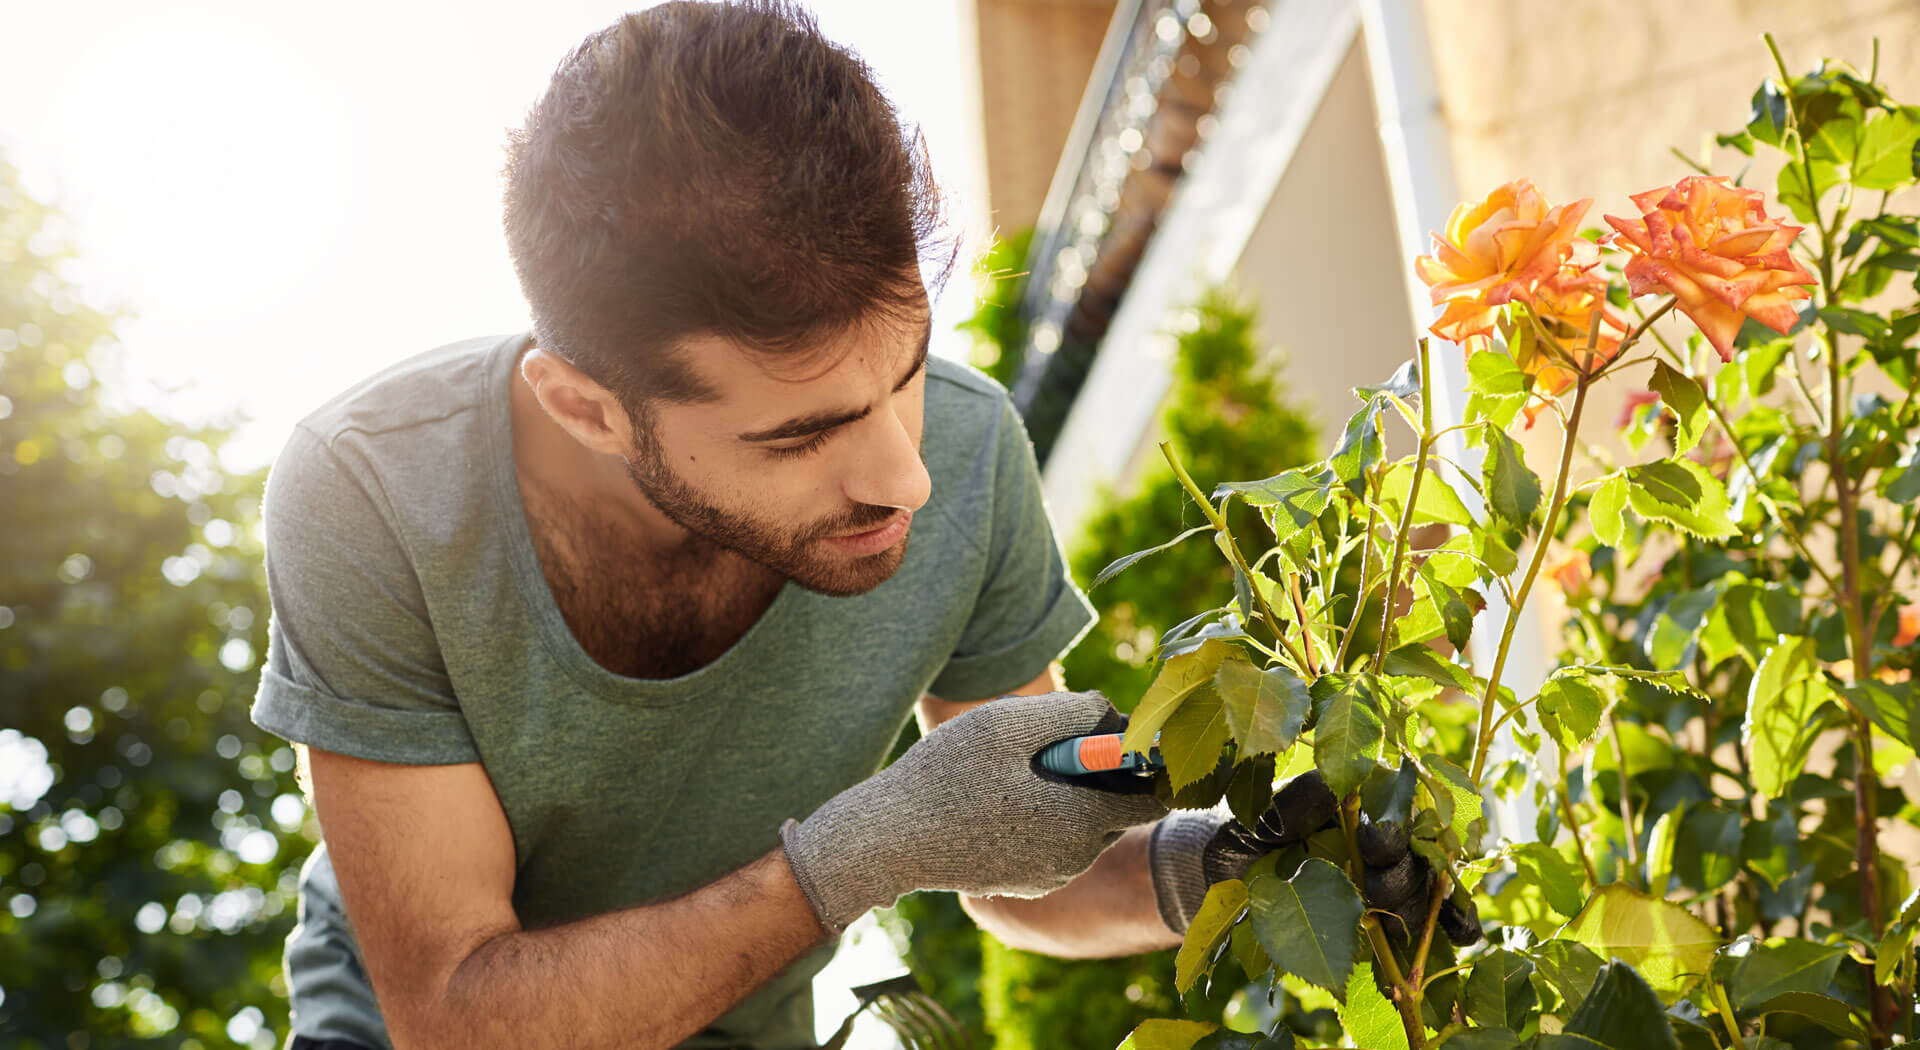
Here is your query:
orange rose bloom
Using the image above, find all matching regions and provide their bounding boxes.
[1513,263,1628,426]
[1896,604,1920,648]
[1547,548,1593,599]
[1603,176,1815,362]
[1415,179,1593,352]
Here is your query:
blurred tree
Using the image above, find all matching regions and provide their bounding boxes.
[0,154,307,1050]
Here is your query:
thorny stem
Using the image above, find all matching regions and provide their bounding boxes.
[1374,339,1437,673]
[1469,374,1594,783]
[1161,442,1296,666]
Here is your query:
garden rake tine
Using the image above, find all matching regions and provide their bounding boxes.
[889,988,969,1050]
[851,975,969,1050]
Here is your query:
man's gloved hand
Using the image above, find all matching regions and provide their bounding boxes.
[780,691,1169,933]
[1148,770,1481,946]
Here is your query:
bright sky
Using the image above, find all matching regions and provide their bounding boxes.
[0,0,986,469]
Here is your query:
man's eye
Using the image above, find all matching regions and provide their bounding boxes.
[765,431,833,460]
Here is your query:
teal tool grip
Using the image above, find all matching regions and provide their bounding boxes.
[1035,732,1163,777]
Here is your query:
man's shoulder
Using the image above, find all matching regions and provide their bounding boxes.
[296,332,523,446]
[925,353,1011,406]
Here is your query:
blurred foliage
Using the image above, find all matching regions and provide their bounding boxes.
[956,229,1033,391]
[0,154,308,1050]
[902,250,1319,1049]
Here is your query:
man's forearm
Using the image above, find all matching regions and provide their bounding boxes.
[961,824,1181,958]
[418,847,829,1050]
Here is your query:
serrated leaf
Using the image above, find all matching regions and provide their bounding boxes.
[1537,671,1611,751]
[1846,679,1918,749]
[1358,358,1421,401]
[1338,961,1408,1050]
[1380,460,1478,528]
[1852,108,1920,190]
[1536,962,1681,1050]
[1162,681,1233,791]
[1421,754,1483,850]
[1556,884,1719,1001]
[1092,524,1213,589]
[1748,78,1788,147]
[1361,759,1419,825]
[1590,474,1628,548]
[1883,441,1920,504]
[1382,645,1476,694]
[1623,459,1738,539]
[1465,949,1537,1031]
[1214,659,1310,756]
[1313,681,1384,798]
[1744,637,1830,799]
[1725,938,1849,1008]
[1214,466,1335,538]
[1248,859,1365,997]
[1675,805,1744,893]
[1509,842,1587,918]
[1438,1031,1522,1050]
[1176,879,1249,993]
[1125,639,1239,757]
[1230,911,1271,980]
[1646,584,1722,671]
[1648,361,1708,454]
[1749,990,1870,1039]
[1330,399,1385,495]
[1532,939,1606,1013]
[1226,753,1277,829]
[1485,428,1542,528]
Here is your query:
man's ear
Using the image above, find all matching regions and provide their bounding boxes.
[520,349,635,456]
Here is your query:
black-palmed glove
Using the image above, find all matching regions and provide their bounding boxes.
[781,692,1169,933]
[1148,770,1482,946]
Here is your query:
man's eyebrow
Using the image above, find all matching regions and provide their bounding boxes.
[737,319,933,443]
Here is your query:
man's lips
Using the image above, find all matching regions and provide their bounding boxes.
[823,511,912,555]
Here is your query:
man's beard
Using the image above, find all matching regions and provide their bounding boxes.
[622,438,913,597]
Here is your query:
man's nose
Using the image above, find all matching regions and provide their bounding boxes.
[845,408,930,512]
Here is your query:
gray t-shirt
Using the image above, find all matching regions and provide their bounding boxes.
[250,333,1095,1049]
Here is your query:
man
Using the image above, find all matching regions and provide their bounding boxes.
[253,5,1258,1048]
[253,3,1485,1045]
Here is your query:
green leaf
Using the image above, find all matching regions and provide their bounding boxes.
[1537,670,1611,751]
[1645,803,1682,896]
[1337,961,1409,1050]
[1329,399,1385,495]
[1313,680,1385,798]
[1379,461,1478,528]
[1438,1031,1522,1050]
[1248,859,1364,997]
[1421,754,1483,850]
[1777,155,1841,224]
[1509,842,1587,918]
[1361,759,1419,825]
[1749,991,1870,1039]
[1382,645,1476,695]
[1464,949,1537,1030]
[1847,680,1918,749]
[1646,584,1722,671]
[1882,441,1920,504]
[1725,938,1849,1008]
[1215,466,1335,539]
[1648,361,1709,454]
[1120,1019,1223,1050]
[1531,939,1606,1013]
[1852,107,1920,190]
[1623,459,1738,539]
[1465,351,1530,429]
[1556,884,1719,1001]
[1214,660,1310,756]
[1537,961,1681,1050]
[1747,78,1788,147]
[1744,637,1830,799]
[1124,639,1238,757]
[1225,752,1277,829]
[1162,680,1233,791]
[1176,879,1249,993]
[1484,428,1542,528]
[1590,474,1628,548]
[1091,524,1213,589]
[1675,805,1744,893]
[1358,358,1421,401]
[1230,912,1271,980]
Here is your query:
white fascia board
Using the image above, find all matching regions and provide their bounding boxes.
[1041,0,1361,542]
[1362,0,1545,837]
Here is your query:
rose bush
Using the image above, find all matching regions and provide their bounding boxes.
[1100,40,1918,1050]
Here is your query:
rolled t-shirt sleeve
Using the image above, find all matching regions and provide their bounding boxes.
[929,396,1096,702]
[250,424,479,765]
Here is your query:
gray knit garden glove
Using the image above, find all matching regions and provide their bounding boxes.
[780,691,1169,933]
[1148,770,1482,945]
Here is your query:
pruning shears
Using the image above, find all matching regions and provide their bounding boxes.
[1035,732,1164,777]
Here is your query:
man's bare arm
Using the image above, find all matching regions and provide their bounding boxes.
[919,670,1183,958]
[307,748,831,1050]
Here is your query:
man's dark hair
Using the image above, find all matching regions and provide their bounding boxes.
[502,0,952,409]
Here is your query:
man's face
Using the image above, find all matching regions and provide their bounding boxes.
[624,308,934,596]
